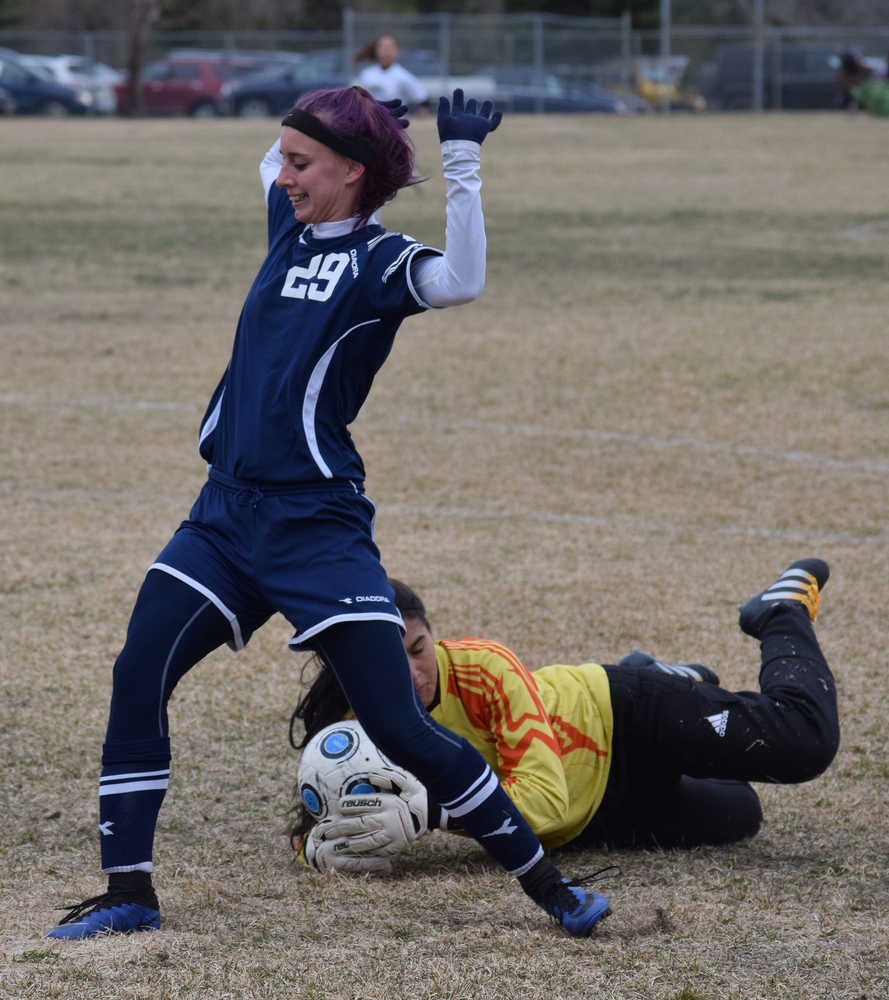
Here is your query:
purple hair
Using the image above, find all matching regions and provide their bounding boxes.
[295,86,421,226]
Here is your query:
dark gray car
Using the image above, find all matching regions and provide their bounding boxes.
[0,48,90,114]
[706,44,842,110]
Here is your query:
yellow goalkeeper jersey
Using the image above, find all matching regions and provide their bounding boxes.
[429,638,613,849]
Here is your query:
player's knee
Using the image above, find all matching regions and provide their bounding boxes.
[108,637,151,693]
[106,643,166,738]
[773,720,839,783]
[683,778,762,845]
[110,620,173,691]
[734,783,763,840]
[794,726,840,781]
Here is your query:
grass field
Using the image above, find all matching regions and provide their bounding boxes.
[1,109,888,999]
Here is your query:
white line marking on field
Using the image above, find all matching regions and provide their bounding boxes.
[4,393,886,475]
[379,415,889,477]
[0,392,195,412]
[838,219,889,239]
[1,477,881,547]
[1,487,879,546]
[382,503,882,546]
[5,395,885,477]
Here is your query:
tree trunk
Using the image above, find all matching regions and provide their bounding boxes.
[126,0,157,116]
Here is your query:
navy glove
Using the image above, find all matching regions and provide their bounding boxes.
[437,88,502,144]
[380,98,409,129]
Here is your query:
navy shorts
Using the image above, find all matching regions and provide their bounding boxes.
[151,469,402,650]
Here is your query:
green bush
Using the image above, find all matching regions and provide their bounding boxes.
[852,79,889,117]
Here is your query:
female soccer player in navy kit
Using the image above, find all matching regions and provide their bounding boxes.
[47,88,609,939]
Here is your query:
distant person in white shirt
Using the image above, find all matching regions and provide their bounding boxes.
[355,35,428,111]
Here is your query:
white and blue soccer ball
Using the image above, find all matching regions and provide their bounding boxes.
[297,719,427,828]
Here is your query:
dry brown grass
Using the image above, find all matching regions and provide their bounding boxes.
[1,111,888,999]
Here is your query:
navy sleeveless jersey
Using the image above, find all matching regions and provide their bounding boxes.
[198,184,439,483]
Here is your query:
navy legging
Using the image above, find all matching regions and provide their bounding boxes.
[101,569,544,876]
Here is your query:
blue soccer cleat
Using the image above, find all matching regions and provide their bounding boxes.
[540,877,612,937]
[47,877,161,939]
[738,558,829,639]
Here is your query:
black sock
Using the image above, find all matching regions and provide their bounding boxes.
[107,870,158,909]
[517,856,563,904]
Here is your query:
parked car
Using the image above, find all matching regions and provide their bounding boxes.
[115,51,273,116]
[220,57,348,117]
[0,48,90,114]
[706,44,843,110]
[480,65,647,114]
[0,84,15,113]
[17,53,123,113]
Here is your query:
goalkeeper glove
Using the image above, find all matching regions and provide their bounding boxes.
[302,790,450,874]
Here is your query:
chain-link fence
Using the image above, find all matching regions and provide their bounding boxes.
[344,10,631,81]
[0,13,632,79]
[1,13,888,112]
[631,24,889,109]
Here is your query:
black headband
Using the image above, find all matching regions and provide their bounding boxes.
[280,108,376,169]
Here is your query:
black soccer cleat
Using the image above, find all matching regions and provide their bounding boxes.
[738,558,829,639]
[617,649,720,686]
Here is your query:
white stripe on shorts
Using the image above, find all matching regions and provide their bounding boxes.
[149,562,245,650]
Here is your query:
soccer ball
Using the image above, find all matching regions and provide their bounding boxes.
[297,719,427,830]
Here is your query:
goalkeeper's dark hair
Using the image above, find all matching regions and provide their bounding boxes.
[288,650,349,752]
[388,577,430,631]
[288,578,429,847]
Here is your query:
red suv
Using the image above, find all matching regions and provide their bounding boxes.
[115,52,269,116]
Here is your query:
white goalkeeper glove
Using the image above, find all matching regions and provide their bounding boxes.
[305,792,421,874]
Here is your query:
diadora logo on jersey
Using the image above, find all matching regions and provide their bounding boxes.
[706,710,729,737]
[98,821,114,836]
[349,247,360,278]
[482,817,518,838]
[338,594,389,604]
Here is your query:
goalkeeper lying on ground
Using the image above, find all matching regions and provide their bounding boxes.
[289,559,839,872]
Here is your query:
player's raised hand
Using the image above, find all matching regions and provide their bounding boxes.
[379,97,410,128]
[437,88,502,144]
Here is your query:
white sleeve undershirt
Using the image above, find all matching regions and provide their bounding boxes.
[412,139,487,308]
[260,139,283,203]
[258,137,487,308]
